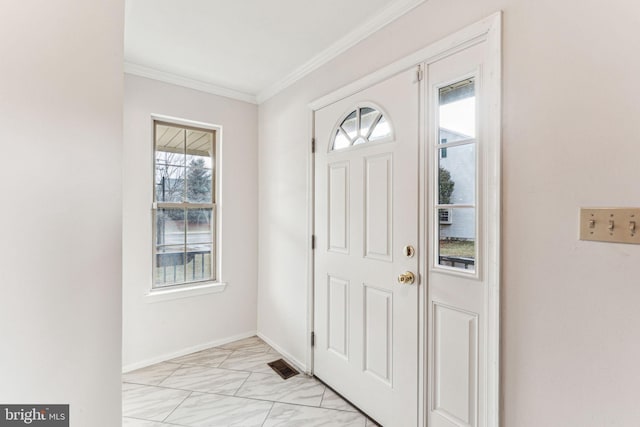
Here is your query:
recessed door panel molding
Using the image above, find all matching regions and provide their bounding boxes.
[328,162,349,253]
[327,275,349,358]
[364,153,393,261]
[433,303,478,427]
[363,284,393,385]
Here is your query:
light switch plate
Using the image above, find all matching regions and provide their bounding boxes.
[580,207,640,244]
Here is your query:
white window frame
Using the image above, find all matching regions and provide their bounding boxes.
[149,115,224,296]
[433,73,479,277]
[329,103,394,152]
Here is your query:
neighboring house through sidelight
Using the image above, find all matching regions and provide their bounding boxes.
[439,127,476,241]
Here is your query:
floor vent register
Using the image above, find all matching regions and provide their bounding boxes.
[268,359,299,380]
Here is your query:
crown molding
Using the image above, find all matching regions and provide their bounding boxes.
[124,62,258,104]
[125,0,425,105]
[256,0,426,104]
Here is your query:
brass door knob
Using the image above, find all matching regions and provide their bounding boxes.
[397,271,416,285]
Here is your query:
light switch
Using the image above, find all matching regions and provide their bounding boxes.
[580,208,640,244]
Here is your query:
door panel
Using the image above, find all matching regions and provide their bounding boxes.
[327,275,349,358]
[328,162,349,253]
[363,284,393,384]
[314,68,419,426]
[427,42,489,427]
[364,154,393,261]
[433,303,478,426]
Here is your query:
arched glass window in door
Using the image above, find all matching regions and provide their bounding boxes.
[331,106,392,151]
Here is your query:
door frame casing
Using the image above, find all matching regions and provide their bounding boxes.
[307,12,501,427]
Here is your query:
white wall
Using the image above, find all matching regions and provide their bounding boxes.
[257,0,640,425]
[123,75,259,369]
[0,1,123,426]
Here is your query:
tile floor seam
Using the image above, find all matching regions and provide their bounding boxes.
[205,389,326,409]
[125,380,296,409]
[123,381,185,391]
[157,363,186,387]
[131,381,252,399]
[224,351,270,356]
[232,369,253,396]
[125,378,354,412]
[259,401,369,426]
[171,363,273,378]
[124,337,366,426]
[122,362,184,387]
[216,391,360,413]
[259,401,276,427]
[167,364,252,376]
[126,379,264,401]
[214,349,235,366]
[161,390,193,423]
[189,367,280,378]
[124,415,189,427]
[122,387,191,424]
[234,374,325,406]
[161,388,360,414]
[319,385,328,407]
[220,350,281,360]
[124,381,242,401]
[225,348,271,354]
[267,399,356,413]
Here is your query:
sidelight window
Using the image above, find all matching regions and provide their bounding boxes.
[436,77,477,271]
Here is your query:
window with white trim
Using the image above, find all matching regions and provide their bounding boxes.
[153,121,216,288]
[331,106,392,151]
[436,77,477,271]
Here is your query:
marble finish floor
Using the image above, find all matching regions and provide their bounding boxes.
[123,336,380,426]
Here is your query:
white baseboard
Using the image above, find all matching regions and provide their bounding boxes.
[122,330,257,373]
[256,332,308,375]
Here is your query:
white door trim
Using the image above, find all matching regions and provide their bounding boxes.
[310,12,500,111]
[307,12,501,427]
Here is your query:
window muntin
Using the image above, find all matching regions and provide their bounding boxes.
[436,78,477,272]
[330,106,391,151]
[153,121,216,288]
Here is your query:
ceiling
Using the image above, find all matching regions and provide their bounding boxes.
[124,0,424,103]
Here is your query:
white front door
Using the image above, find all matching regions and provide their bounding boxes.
[313,68,420,426]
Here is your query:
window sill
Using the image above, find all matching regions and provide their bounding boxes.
[145,282,227,303]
